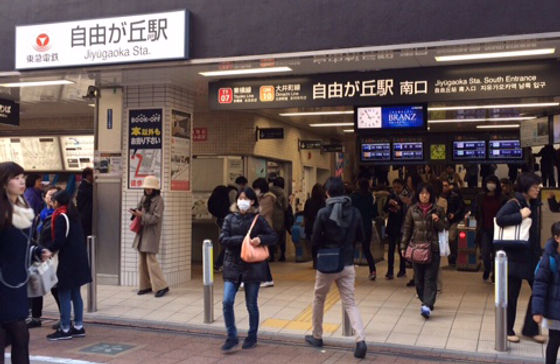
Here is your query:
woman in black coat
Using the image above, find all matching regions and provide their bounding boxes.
[219,187,277,352]
[0,162,51,364]
[495,172,544,344]
[46,190,92,341]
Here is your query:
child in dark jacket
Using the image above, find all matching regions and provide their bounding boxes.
[533,222,560,364]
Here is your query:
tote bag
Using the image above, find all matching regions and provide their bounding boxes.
[240,215,270,263]
[438,230,450,257]
[130,216,142,234]
[493,217,532,249]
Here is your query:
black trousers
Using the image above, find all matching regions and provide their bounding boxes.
[466,175,478,188]
[479,229,494,275]
[413,254,440,309]
[30,287,60,319]
[547,329,560,364]
[270,231,286,260]
[362,227,376,274]
[0,320,29,364]
[507,276,539,336]
[542,168,556,188]
[387,234,405,275]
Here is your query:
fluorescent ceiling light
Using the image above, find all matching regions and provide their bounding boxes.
[428,102,560,111]
[428,116,536,124]
[476,124,520,129]
[435,48,555,62]
[0,80,74,88]
[199,66,292,77]
[88,103,95,108]
[309,122,354,127]
[280,111,354,117]
[342,129,354,133]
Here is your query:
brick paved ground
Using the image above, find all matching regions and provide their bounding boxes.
[11,323,481,364]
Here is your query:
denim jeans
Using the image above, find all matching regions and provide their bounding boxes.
[222,280,260,340]
[58,286,83,332]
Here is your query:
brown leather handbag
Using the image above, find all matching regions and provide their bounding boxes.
[404,242,432,264]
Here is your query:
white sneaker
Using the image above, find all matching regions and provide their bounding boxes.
[239,282,244,290]
[260,281,274,288]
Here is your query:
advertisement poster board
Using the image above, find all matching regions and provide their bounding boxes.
[170,110,191,191]
[128,108,162,189]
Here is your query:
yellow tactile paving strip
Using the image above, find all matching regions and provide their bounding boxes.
[262,281,342,333]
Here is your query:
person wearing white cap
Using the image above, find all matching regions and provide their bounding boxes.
[130,175,169,298]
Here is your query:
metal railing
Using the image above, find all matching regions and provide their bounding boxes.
[86,235,97,313]
[203,239,214,323]
[495,250,508,352]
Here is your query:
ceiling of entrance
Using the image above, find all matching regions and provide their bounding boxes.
[2,35,560,137]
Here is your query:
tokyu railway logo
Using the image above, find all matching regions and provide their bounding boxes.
[33,33,51,52]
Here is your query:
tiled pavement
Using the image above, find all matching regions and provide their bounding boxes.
[38,259,544,362]
[18,324,478,364]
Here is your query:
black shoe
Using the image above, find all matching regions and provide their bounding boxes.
[242,337,257,349]
[406,279,415,287]
[155,287,169,298]
[354,341,367,359]
[482,271,490,281]
[71,327,86,338]
[221,337,239,353]
[47,328,72,341]
[137,288,152,295]
[397,271,406,278]
[385,273,394,280]
[26,318,41,329]
[305,335,323,347]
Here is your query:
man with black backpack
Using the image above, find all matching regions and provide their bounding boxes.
[305,177,367,359]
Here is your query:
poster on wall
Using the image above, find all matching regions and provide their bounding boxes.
[128,109,162,189]
[170,110,191,191]
[60,135,94,171]
[335,152,344,177]
[520,116,549,147]
[227,158,244,184]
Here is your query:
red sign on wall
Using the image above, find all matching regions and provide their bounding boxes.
[193,127,208,142]
[218,88,233,104]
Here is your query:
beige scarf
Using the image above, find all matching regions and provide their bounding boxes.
[12,197,35,229]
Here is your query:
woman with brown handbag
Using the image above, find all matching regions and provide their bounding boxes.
[400,182,448,319]
[219,187,277,353]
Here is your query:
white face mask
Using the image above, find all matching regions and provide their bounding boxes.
[486,183,497,192]
[237,199,251,212]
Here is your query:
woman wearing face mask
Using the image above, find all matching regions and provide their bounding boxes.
[130,176,169,298]
[0,162,52,364]
[219,187,277,352]
[401,183,448,319]
[472,175,506,282]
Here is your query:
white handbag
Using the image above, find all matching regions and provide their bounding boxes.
[493,217,532,248]
[27,258,58,297]
[438,229,450,257]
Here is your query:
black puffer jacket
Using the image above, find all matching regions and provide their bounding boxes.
[220,209,277,283]
[311,197,365,267]
[400,203,448,251]
[495,192,541,280]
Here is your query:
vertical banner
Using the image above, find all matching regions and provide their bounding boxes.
[335,152,344,178]
[128,108,162,189]
[170,110,191,191]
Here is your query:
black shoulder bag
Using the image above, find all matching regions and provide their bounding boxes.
[316,210,353,274]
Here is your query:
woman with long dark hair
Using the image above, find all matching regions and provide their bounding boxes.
[46,190,91,341]
[304,184,326,268]
[401,183,448,319]
[0,162,51,363]
[130,176,169,298]
[219,187,277,352]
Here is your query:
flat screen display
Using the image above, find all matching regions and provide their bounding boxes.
[453,140,486,160]
[356,105,426,130]
[392,141,424,161]
[360,142,391,162]
[488,139,522,160]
